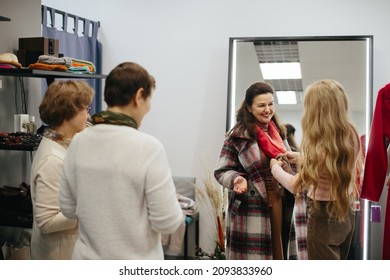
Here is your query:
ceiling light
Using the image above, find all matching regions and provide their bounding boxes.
[260,62,302,79]
[276,91,297,104]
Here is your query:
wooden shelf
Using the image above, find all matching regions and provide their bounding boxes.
[0,68,106,85]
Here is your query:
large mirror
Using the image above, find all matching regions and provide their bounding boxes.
[226,36,373,146]
[226,35,373,259]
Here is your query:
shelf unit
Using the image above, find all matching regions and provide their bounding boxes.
[0,68,106,151]
[0,132,42,151]
[0,68,106,229]
[0,68,106,85]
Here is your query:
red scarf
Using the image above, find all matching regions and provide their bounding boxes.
[255,121,286,158]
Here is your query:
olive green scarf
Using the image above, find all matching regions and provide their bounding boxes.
[91,110,138,129]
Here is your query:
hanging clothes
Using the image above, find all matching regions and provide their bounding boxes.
[361,83,390,259]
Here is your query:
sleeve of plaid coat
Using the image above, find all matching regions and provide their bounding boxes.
[214,135,247,189]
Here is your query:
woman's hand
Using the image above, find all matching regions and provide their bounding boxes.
[233,176,248,194]
[284,151,300,164]
[270,158,283,169]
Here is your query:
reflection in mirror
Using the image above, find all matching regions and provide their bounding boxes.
[226,36,373,259]
[227,36,373,147]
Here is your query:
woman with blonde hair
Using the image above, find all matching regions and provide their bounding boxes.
[270,79,363,259]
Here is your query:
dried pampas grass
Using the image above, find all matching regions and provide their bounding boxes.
[194,167,227,255]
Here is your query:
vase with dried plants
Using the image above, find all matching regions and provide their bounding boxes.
[194,169,227,260]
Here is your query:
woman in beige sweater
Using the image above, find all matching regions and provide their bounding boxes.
[30,80,94,259]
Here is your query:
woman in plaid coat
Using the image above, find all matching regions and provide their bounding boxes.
[214,82,302,260]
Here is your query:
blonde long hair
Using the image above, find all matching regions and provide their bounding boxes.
[294,80,362,222]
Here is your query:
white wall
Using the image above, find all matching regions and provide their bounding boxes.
[40,0,390,176]
[26,0,390,256]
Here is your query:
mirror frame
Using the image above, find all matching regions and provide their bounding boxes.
[226,35,374,259]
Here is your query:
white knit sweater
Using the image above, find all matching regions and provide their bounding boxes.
[60,124,184,259]
[30,137,79,260]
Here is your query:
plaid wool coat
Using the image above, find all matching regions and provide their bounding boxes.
[214,131,307,260]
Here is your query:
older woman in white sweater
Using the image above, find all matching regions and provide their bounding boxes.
[30,80,94,259]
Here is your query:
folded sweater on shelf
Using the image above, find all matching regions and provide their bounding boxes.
[36,55,96,73]
[28,62,67,72]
